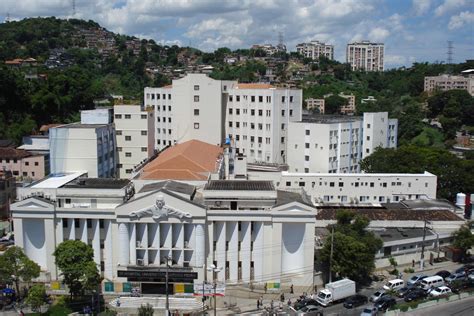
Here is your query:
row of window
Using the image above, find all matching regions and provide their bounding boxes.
[147,93,172,100]
[284,180,429,188]
[229,95,295,103]
[115,114,148,120]
[157,117,172,123]
[116,131,148,136]
[229,108,294,117]
[11,170,36,177]
[156,105,172,112]
[117,148,147,153]
[0,160,39,166]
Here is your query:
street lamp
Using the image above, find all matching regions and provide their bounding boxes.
[165,256,173,316]
[206,264,222,316]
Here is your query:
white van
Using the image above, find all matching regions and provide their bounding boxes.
[420,276,445,291]
[383,279,405,291]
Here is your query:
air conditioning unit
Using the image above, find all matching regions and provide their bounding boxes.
[137,259,144,266]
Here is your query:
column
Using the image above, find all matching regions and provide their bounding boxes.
[80,219,88,244]
[227,222,238,283]
[253,222,264,283]
[215,222,226,282]
[129,223,136,265]
[195,224,205,268]
[240,222,251,283]
[104,219,113,280]
[44,219,57,279]
[56,218,64,245]
[68,218,75,240]
[176,223,184,265]
[13,218,24,248]
[92,219,101,267]
[118,222,130,266]
[206,221,214,281]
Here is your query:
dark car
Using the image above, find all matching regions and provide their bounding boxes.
[374,296,396,312]
[397,285,417,298]
[436,270,451,279]
[294,299,319,311]
[450,279,474,294]
[404,288,427,302]
[455,264,474,274]
[343,294,368,308]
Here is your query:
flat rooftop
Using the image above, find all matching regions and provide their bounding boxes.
[63,177,130,189]
[204,180,275,191]
[55,123,110,129]
[301,114,361,124]
[372,227,436,243]
[30,172,86,189]
[316,208,464,221]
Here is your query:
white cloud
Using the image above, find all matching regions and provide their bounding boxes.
[435,0,466,16]
[412,0,431,16]
[385,54,407,65]
[448,11,474,29]
[368,27,390,41]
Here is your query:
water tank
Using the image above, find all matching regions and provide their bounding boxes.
[456,193,466,208]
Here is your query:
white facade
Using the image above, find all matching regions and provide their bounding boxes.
[114,105,155,178]
[226,84,303,164]
[346,41,384,72]
[362,112,398,158]
[247,170,437,205]
[49,123,116,178]
[144,74,236,151]
[296,41,334,60]
[286,112,397,174]
[12,176,316,293]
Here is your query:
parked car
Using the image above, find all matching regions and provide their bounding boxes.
[360,307,378,316]
[297,304,323,315]
[374,296,396,312]
[407,274,427,286]
[450,279,474,294]
[435,270,451,279]
[369,290,386,303]
[446,273,466,283]
[429,286,452,297]
[397,285,417,298]
[294,299,319,311]
[455,264,474,274]
[404,288,427,302]
[343,294,368,308]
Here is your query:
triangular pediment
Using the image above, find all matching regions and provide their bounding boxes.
[115,189,206,221]
[272,201,316,213]
[10,197,55,212]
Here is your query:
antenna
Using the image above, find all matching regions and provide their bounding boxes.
[447,40,453,73]
[72,0,76,16]
[5,12,10,22]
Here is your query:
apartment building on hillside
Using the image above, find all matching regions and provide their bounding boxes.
[424,73,474,96]
[347,41,384,72]
[296,40,334,60]
[144,74,237,151]
[114,105,155,178]
[287,112,397,173]
[226,84,302,164]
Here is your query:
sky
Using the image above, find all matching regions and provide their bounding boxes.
[0,0,473,68]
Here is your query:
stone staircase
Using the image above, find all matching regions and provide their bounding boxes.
[109,296,204,311]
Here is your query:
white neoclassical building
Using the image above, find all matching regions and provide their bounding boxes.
[11,173,316,295]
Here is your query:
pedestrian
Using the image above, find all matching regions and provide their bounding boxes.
[290,284,294,294]
[280,292,285,302]
[257,298,260,309]
[270,300,274,310]
[287,298,292,306]
[412,259,415,268]
[264,282,267,293]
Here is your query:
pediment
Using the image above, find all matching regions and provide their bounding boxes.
[272,201,316,213]
[10,197,55,212]
[115,189,205,221]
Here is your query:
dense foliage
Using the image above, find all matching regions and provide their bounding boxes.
[320,210,383,284]
[0,246,41,295]
[53,240,101,299]
[452,223,474,259]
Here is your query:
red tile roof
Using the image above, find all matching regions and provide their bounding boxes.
[236,83,274,89]
[0,147,31,159]
[140,140,223,180]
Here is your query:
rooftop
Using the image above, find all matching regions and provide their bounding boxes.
[30,172,86,189]
[55,123,110,129]
[140,140,223,181]
[204,180,275,191]
[0,147,32,159]
[138,180,195,196]
[301,114,361,124]
[63,177,130,189]
[372,227,436,243]
[275,190,312,207]
[236,83,275,89]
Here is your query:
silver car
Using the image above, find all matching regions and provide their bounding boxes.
[370,290,386,303]
[360,307,378,316]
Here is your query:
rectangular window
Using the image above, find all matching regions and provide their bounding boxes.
[236,95,240,102]
[282,96,286,102]
[116,130,122,135]
[114,114,122,119]
[229,121,233,127]
[305,155,309,161]
[258,96,263,102]
[194,109,199,116]
[125,136,131,141]
[305,143,310,148]
[141,114,147,119]
[236,109,240,115]
[290,96,294,102]
[281,110,285,116]
[229,108,233,114]
[125,114,131,119]
[194,95,199,102]
[251,109,255,116]
[305,129,310,135]
[125,152,132,157]
[194,123,199,129]
[34,162,39,166]
[281,137,285,143]
[258,110,263,116]
[251,96,255,102]
[290,109,293,116]
[141,131,147,135]
[194,85,199,91]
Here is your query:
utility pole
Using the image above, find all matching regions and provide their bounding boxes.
[420,220,427,270]
[329,225,334,283]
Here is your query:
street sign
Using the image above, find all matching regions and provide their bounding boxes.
[193,282,225,296]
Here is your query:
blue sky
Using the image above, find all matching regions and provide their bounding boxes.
[0,0,472,68]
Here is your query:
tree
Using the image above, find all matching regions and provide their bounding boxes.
[324,95,347,114]
[138,303,154,316]
[0,246,41,295]
[452,223,474,260]
[320,210,383,284]
[25,284,46,312]
[53,240,101,298]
